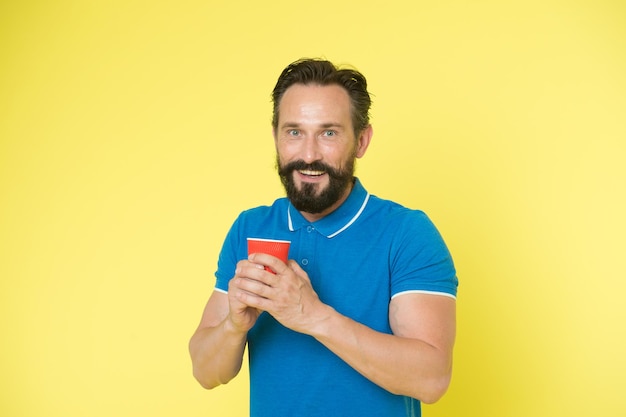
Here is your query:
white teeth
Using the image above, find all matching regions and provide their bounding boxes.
[299,170,325,176]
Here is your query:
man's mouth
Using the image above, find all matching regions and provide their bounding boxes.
[298,169,326,177]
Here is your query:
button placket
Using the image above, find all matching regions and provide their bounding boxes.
[300,224,315,267]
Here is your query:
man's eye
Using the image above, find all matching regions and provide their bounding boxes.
[287,129,300,136]
[323,130,337,137]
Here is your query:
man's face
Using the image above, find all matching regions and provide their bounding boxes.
[274,84,367,217]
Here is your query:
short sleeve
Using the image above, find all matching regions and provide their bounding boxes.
[214,213,246,292]
[389,211,458,298]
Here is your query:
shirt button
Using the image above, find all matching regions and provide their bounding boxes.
[301,259,309,265]
[306,226,314,233]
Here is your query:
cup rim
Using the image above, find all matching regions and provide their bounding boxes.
[246,237,291,244]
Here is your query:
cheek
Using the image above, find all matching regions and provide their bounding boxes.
[327,145,354,166]
[276,140,305,162]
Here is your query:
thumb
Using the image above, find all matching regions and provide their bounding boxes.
[287,259,310,281]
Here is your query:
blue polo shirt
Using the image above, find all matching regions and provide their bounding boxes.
[214,178,457,417]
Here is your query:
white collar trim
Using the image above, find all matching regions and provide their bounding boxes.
[287,193,371,238]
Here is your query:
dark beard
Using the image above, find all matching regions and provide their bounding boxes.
[277,156,356,214]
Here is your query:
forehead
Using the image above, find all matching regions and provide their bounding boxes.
[278,84,352,127]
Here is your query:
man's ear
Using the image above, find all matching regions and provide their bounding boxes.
[356,124,373,158]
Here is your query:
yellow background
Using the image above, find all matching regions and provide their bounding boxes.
[1,0,625,416]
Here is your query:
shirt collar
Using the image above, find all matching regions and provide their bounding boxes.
[287,178,370,238]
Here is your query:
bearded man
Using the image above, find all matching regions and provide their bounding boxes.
[189,58,458,417]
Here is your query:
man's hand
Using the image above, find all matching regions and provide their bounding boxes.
[225,261,265,333]
[231,253,330,335]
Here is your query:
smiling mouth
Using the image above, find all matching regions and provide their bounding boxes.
[298,169,326,177]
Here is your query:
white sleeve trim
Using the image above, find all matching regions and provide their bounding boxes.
[213,287,228,294]
[391,290,456,300]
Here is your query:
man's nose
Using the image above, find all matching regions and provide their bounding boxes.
[301,137,322,163]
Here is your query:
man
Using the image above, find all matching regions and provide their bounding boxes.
[189,59,458,417]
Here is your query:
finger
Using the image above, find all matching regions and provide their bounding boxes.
[235,260,268,282]
[228,278,254,306]
[287,259,304,273]
[287,259,311,282]
[249,253,288,276]
[234,276,273,298]
[235,288,271,311]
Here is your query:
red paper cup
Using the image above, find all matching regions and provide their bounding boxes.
[247,238,291,273]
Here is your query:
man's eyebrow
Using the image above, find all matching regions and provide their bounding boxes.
[320,123,344,129]
[280,122,301,129]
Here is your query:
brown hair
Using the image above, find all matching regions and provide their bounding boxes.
[271,59,372,137]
